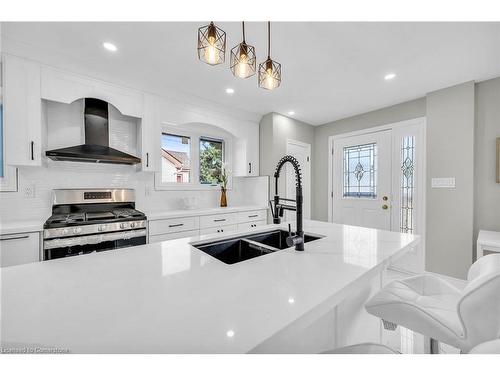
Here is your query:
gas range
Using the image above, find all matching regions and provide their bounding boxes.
[43,189,147,260]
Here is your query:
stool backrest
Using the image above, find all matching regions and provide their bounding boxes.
[458,254,500,350]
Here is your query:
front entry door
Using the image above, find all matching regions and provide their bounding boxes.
[333,130,392,230]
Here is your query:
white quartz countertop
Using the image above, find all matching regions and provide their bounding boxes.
[0,220,419,353]
[0,220,44,236]
[145,205,268,220]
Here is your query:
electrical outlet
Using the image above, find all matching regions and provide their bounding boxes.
[24,184,36,198]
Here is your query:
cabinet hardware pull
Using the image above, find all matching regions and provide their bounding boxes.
[1,235,29,241]
[248,214,258,218]
[31,141,35,161]
[168,223,184,228]
[214,219,226,222]
[248,162,252,174]
[146,153,149,168]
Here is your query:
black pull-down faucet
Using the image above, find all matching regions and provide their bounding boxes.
[269,155,304,251]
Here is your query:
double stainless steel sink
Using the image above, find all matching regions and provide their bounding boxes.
[193,229,323,264]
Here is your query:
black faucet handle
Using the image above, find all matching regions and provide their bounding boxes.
[288,223,292,237]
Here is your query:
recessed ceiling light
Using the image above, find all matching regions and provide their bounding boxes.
[226,330,235,337]
[384,73,396,81]
[103,42,118,52]
[225,88,235,94]
[288,111,295,116]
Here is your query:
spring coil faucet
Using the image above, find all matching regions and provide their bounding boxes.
[269,155,304,251]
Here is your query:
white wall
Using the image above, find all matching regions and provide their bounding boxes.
[426,81,475,278]
[259,113,314,196]
[474,77,500,257]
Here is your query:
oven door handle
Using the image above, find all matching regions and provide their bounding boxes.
[44,229,147,250]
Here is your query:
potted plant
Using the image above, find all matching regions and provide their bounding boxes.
[219,164,230,207]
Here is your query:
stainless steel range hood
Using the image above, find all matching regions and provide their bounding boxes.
[45,98,141,165]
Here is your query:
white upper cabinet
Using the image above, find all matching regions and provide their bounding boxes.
[41,67,143,118]
[2,54,42,166]
[139,94,160,172]
[233,126,259,177]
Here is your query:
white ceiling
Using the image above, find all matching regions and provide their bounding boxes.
[2,22,500,125]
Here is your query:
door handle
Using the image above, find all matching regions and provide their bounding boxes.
[382,204,389,210]
[382,196,388,201]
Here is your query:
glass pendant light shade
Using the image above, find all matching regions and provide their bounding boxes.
[258,22,282,90]
[258,58,282,90]
[197,22,226,65]
[230,22,256,79]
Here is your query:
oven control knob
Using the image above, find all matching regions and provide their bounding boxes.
[130,222,136,228]
[73,227,82,235]
[98,224,107,232]
[61,228,69,236]
[120,222,129,229]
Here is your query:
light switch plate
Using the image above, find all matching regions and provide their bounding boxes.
[431,177,456,188]
[24,184,36,198]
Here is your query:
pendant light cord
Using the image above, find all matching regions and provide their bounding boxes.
[267,21,271,58]
[242,21,245,42]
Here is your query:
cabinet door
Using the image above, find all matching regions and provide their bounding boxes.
[3,54,42,166]
[237,220,267,231]
[149,230,200,244]
[148,216,200,236]
[0,232,40,267]
[199,225,238,235]
[199,213,238,229]
[140,94,160,172]
[237,210,267,223]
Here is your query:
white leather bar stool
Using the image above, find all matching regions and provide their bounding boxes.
[468,339,500,354]
[365,253,500,353]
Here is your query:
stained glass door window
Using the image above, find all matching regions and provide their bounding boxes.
[400,136,415,233]
[343,143,377,198]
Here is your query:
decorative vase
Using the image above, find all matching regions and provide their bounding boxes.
[220,187,227,207]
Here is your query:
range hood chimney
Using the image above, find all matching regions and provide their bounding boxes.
[45,98,141,165]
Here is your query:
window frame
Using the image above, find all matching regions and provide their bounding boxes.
[155,124,232,191]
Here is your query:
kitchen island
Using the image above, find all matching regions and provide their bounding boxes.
[0,220,420,353]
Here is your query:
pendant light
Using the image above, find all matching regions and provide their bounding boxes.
[258,21,282,90]
[230,22,256,79]
[197,21,226,65]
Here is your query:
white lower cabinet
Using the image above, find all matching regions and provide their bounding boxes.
[237,220,267,231]
[199,225,238,235]
[0,232,40,267]
[149,230,200,244]
[199,213,237,229]
[147,209,267,244]
[148,216,199,236]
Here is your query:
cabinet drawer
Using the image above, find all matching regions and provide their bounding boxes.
[237,210,267,223]
[199,225,238,235]
[237,220,267,231]
[148,216,199,236]
[0,232,40,267]
[199,213,237,229]
[149,230,200,244]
